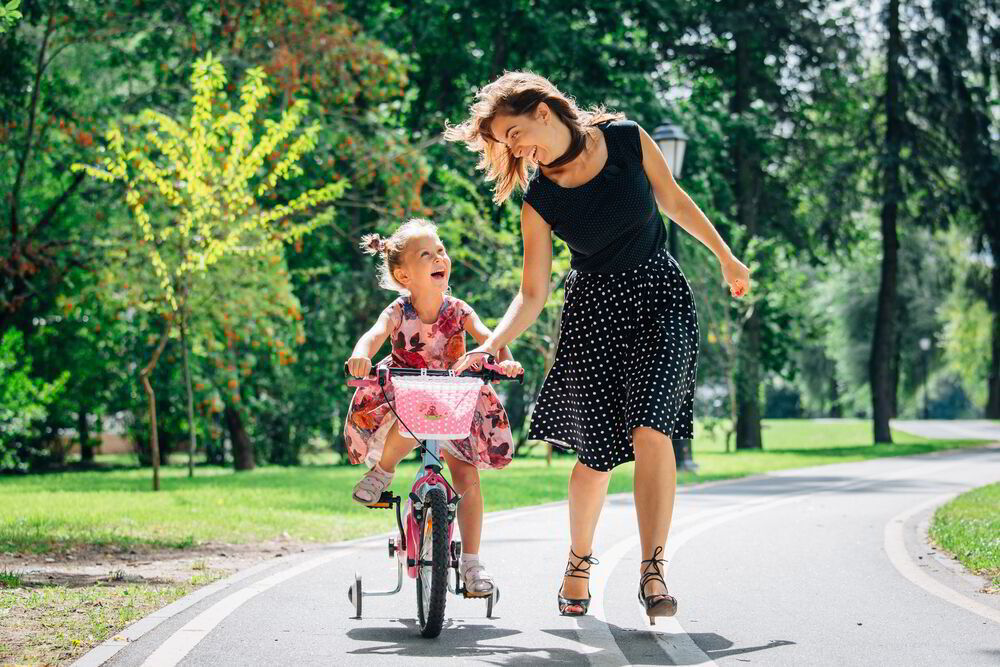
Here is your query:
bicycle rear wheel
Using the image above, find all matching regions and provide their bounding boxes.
[415,487,449,638]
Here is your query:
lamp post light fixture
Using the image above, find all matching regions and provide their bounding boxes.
[653,120,695,472]
[919,337,931,419]
[652,122,688,261]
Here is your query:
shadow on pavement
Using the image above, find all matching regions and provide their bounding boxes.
[346,620,582,663]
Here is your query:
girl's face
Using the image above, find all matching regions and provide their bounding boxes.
[394,232,451,295]
[489,103,566,166]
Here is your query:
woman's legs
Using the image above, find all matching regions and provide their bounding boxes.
[632,426,677,597]
[561,460,612,609]
[441,450,483,553]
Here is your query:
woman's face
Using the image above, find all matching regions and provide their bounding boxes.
[489,103,566,166]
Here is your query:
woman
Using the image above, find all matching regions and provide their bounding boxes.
[445,71,750,622]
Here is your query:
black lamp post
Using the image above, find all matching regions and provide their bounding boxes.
[653,120,696,472]
[652,122,689,259]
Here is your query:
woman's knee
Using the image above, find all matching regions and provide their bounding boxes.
[571,460,611,486]
[632,427,672,459]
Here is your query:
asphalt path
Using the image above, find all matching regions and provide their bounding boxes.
[75,420,1000,666]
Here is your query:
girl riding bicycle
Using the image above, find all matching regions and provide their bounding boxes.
[344,217,522,595]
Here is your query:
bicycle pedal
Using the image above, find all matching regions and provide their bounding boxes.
[365,491,398,509]
[462,588,494,599]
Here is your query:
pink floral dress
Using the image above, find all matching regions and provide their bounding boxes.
[344,294,514,470]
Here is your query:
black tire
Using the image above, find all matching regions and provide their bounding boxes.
[415,487,449,638]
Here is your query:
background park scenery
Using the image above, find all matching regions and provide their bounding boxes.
[1,1,997,664]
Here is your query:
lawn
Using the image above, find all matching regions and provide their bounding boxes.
[0,419,990,554]
[929,482,1000,592]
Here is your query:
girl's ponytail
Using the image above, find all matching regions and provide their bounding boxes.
[360,233,385,256]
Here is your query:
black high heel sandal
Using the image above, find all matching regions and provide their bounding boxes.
[638,546,677,624]
[557,549,599,616]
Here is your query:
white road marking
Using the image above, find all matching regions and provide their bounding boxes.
[588,455,980,666]
[139,549,359,667]
[883,493,1000,626]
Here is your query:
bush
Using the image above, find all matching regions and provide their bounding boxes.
[0,329,67,472]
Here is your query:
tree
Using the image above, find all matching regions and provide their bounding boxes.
[910,0,999,416]
[0,0,21,33]
[0,328,66,471]
[72,54,346,488]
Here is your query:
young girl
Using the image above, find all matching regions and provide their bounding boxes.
[344,217,522,594]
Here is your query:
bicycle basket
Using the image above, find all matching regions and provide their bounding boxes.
[391,374,484,440]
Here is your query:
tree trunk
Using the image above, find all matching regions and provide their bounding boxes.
[735,314,763,449]
[180,319,197,477]
[226,404,255,471]
[870,0,903,444]
[78,410,94,463]
[732,25,763,451]
[140,324,171,491]
[828,372,842,418]
[988,256,1000,417]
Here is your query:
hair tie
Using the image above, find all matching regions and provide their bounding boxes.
[368,235,384,254]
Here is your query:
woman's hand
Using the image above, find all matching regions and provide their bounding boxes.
[720,255,751,299]
[346,355,372,378]
[451,344,497,374]
[496,359,523,378]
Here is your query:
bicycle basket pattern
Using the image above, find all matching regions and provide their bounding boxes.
[392,375,485,440]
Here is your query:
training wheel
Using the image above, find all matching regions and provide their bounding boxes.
[347,572,362,618]
[486,585,499,618]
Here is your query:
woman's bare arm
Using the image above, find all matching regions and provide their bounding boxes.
[452,202,552,371]
[637,124,751,295]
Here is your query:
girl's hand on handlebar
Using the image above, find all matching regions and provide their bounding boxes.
[346,355,372,378]
[496,359,523,378]
[452,345,495,374]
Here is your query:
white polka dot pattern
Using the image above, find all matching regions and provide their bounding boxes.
[528,248,699,471]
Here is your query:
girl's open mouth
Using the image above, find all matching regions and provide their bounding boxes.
[432,270,446,280]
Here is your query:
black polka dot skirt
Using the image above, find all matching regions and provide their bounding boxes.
[527,247,699,472]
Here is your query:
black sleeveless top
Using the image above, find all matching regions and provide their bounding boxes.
[522,119,667,273]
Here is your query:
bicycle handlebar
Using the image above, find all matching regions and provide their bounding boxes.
[344,356,524,387]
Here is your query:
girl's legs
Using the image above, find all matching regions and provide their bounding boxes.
[560,460,612,609]
[375,420,418,473]
[632,426,676,597]
[352,421,417,503]
[442,450,494,592]
[441,450,483,553]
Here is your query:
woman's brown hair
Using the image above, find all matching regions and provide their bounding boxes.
[443,71,623,205]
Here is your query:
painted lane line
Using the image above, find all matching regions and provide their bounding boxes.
[69,559,281,667]
[588,455,986,666]
[884,493,1000,626]
[139,549,359,667]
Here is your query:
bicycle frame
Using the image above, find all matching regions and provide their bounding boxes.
[403,438,459,579]
[345,361,521,627]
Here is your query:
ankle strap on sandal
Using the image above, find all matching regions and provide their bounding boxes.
[640,545,667,590]
[565,549,599,579]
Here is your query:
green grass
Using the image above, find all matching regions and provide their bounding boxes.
[0,575,225,665]
[0,570,22,588]
[929,482,1000,591]
[0,419,991,555]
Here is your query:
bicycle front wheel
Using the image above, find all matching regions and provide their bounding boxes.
[415,486,449,638]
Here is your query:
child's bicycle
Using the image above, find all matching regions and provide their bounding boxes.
[344,358,523,638]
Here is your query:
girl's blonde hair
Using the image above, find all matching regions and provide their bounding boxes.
[360,218,438,294]
[443,70,623,205]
